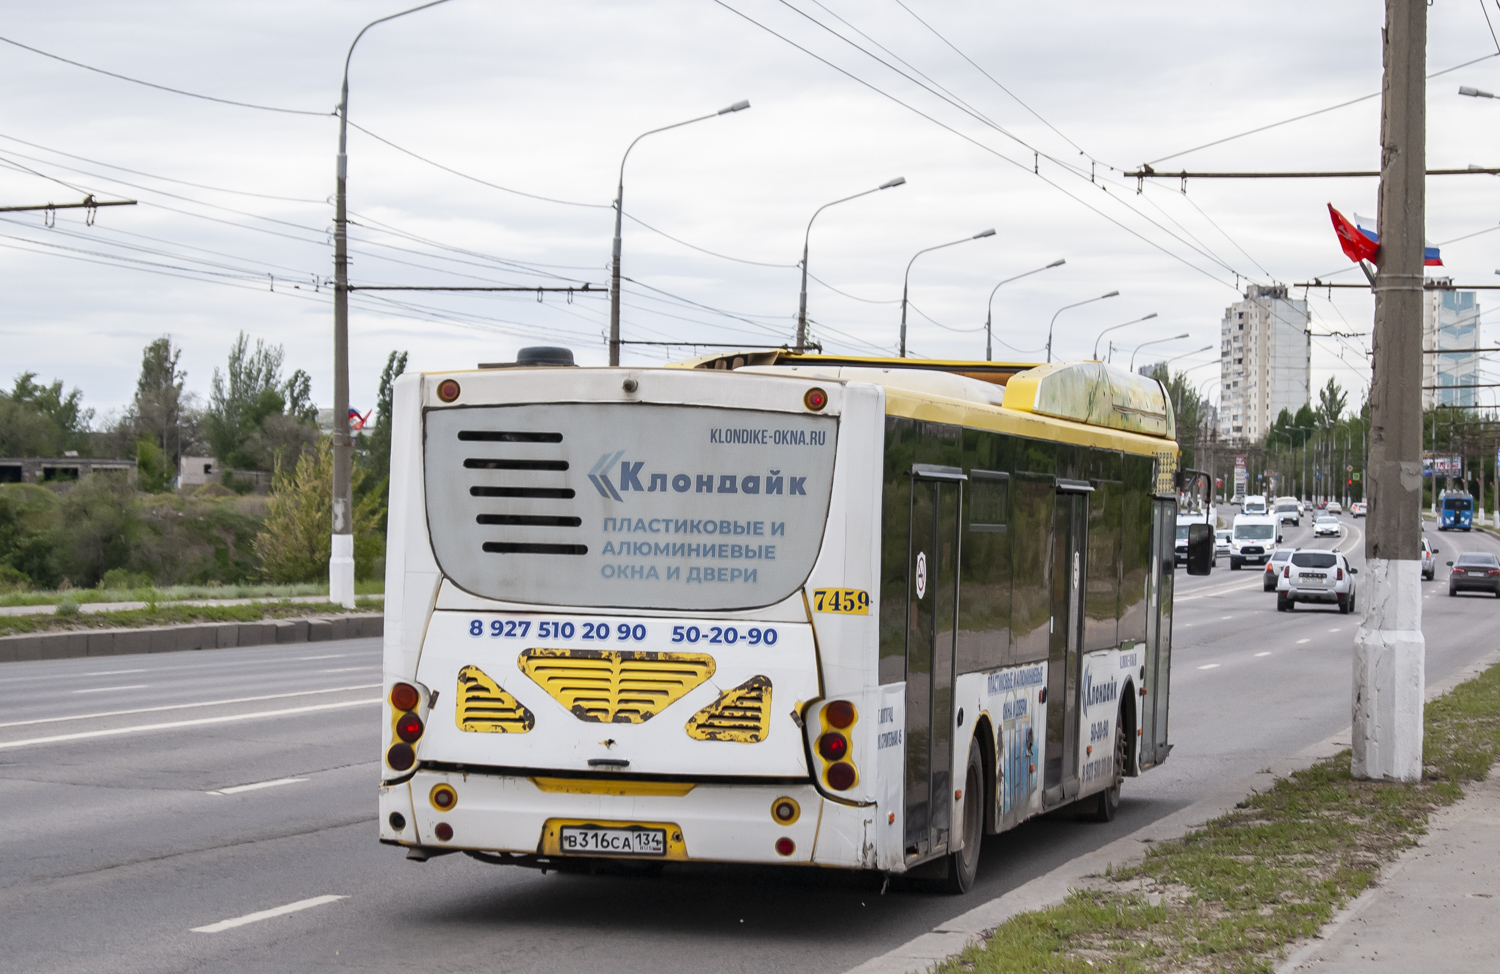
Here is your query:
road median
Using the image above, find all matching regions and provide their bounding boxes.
[917,657,1500,974]
[0,599,384,663]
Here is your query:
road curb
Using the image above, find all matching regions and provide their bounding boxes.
[842,645,1500,974]
[0,613,384,664]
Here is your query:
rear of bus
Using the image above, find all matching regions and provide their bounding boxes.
[377,362,888,870]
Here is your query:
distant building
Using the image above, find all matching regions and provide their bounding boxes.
[178,456,220,488]
[1421,285,1479,409]
[0,456,135,484]
[1137,361,1166,378]
[1218,284,1310,443]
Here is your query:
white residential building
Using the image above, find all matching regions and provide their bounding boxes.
[1218,284,1310,443]
[1421,284,1480,409]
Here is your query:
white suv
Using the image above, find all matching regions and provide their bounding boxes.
[1277,549,1358,613]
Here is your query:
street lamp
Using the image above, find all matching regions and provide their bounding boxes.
[1046,290,1119,363]
[1091,312,1157,362]
[331,0,452,609]
[899,229,996,358]
[608,99,751,366]
[796,177,906,353]
[984,258,1065,361]
[1460,86,1496,98]
[1128,332,1191,372]
[1162,344,1215,368]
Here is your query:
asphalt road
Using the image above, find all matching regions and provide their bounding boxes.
[4,510,1498,974]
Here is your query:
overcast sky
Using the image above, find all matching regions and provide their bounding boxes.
[4,0,1500,424]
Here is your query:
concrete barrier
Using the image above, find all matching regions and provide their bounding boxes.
[0,613,383,664]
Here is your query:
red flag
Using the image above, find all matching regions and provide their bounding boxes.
[1328,204,1378,264]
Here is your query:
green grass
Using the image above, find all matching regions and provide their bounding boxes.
[936,663,1500,974]
[0,597,385,637]
[0,579,385,607]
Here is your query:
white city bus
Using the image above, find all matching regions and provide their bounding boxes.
[379,350,1180,891]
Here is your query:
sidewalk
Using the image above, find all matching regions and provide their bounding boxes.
[1281,769,1500,973]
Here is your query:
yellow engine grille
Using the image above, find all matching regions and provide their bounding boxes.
[455,664,535,733]
[685,675,773,743]
[518,648,714,724]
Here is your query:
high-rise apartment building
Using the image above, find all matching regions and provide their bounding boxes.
[1218,284,1310,443]
[1421,285,1480,409]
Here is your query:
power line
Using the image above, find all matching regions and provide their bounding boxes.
[0,33,333,117]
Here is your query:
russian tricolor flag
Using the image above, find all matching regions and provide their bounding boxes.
[1338,208,1442,265]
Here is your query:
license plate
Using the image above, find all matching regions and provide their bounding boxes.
[1469,570,1487,576]
[559,825,667,856]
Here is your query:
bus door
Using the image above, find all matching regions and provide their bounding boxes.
[1044,480,1091,805]
[1141,497,1176,768]
[904,465,964,860]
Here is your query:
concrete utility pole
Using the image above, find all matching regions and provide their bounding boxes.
[1354,0,1426,782]
[331,0,451,609]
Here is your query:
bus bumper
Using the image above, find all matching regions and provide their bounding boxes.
[379,770,877,868]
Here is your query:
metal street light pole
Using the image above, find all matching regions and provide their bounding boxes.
[1091,312,1157,362]
[984,258,1065,361]
[609,100,751,366]
[1355,0,1426,783]
[1128,332,1191,373]
[796,177,905,353]
[1046,290,1119,363]
[331,0,451,609]
[1162,344,1215,369]
[898,229,995,358]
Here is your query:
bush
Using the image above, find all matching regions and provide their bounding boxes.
[0,563,30,592]
[254,438,384,583]
[99,567,152,590]
[55,596,79,618]
[135,435,174,493]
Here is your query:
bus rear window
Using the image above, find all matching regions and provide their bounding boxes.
[1445,497,1472,511]
[424,402,838,610]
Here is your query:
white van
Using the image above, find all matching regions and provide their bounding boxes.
[1229,513,1279,569]
[1175,510,1215,568]
[1242,494,1268,516]
[1274,498,1301,527]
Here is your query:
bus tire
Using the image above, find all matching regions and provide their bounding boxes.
[944,740,984,894]
[1090,711,1125,823]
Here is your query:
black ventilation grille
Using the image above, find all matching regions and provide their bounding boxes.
[458,431,562,442]
[476,514,581,527]
[464,458,569,471]
[482,542,588,556]
[470,486,575,499]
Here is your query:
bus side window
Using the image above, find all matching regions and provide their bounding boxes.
[958,471,1010,675]
[1117,455,1153,646]
[1008,474,1055,666]
[878,418,917,684]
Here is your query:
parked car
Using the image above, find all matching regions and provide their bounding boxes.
[1313,514,1342,537]
[1422,537,1438,580]
[1264,547,1296,591]
[1448,551,1500,597]
[1350,502,1367,518]
[1216,530,1232,558]
[1277,549,1358,613]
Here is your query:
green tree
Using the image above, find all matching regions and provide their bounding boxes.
[1294,403,1317,439]
[49,472,141,587]
[135,436,174,493]
[205,333,318,472]
[131,337,187,461]
[0,373,93,456]
[1316,377,1348,430]
[254,438,383,583]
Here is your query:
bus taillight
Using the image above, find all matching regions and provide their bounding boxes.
[826,763,856,790]
[395,712,424,744]
[390,682,420,711]
[824,700,856,728]
[817,732,848,761]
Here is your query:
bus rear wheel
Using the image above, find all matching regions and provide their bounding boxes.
[944,740,984,894]
[1090,712,1125,823]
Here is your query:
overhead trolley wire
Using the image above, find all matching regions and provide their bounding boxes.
[0,33,334,117]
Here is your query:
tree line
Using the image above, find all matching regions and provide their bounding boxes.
[0,336,407,592]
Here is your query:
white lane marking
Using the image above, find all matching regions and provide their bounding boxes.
[0,698,379,750]
[1297,639,1311,645]
[298,654,348,661]
[1328,628,1342,632]
[320,666,378,673]
[191,894,346,934]
[0,684,380,730]
[1220,615,1232,620]
[1255,652,1272,657]
[1198,663,1220,670]
[84,669,146,676]
[207,777,309,796]
[73,684,148,694]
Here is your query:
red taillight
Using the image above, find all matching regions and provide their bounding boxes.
[386,743,415,771]
[1488,569,1500,576]
[826,762,856,790]
[824,700,856,729]
[390,682,420,712]
[395,712,424,743]
[775,837,795,856]
[434,822,454,842]
[1283,566,1291,577]
[1337,568,1344,581]
[817,732,848,761]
